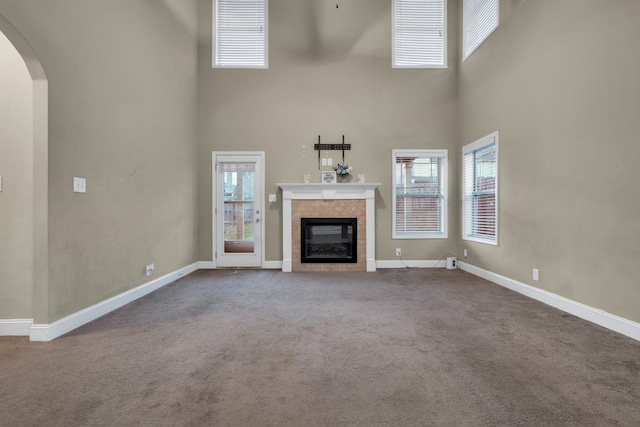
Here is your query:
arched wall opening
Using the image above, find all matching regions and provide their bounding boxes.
[0,13,48,337]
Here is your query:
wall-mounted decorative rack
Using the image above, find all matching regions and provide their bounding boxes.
[315,135,351,169]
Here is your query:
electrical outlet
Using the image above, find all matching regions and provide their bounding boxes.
[396,248,401,257]
[146,263,155,277]
[464,249,468,258]
[73,177,86,193]
[533,268,539,281]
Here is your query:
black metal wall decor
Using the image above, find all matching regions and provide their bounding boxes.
[315,135,351,169]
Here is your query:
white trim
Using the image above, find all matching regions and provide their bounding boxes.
[199,260,281,270]
[212,151,266,269]
[377,259,447,269]
[462,131,499,246]
[264,261,283,269]
[392,149,448,240]
[29,262,200,342]
[0,319,34,336]
[198,261,216,269]
[459,261,640,342]
[462,131,499,156]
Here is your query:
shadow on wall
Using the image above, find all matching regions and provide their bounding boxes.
[270,0,388,63]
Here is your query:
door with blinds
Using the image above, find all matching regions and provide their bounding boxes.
[213,152,264,268]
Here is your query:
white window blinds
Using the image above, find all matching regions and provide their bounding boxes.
[463,132,498,245]
[393,149,448,238]
[393,0,447,68]
[463,0,499,61]
[213,0,268,68]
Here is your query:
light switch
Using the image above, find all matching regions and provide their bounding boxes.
[269,194,277,202]
[73,177,86,193]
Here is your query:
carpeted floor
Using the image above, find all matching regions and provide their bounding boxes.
[1,268,639,426]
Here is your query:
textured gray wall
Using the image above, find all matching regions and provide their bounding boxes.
[458,0,640,323]
[0,0,200,322]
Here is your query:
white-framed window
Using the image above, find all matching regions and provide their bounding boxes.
[393,0,447,68]
[393,149,448,239]
[462,0,499,61]
[462,132,498,245]
[212,0,268,68]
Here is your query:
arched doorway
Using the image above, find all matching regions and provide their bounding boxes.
[0,13,48,338]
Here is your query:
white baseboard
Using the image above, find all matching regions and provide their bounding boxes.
[263,261,283,269]
[0,319,33,336]
[376,259,447,269]
[24,260,638,343]
[29,262,200,342]
[459,261,640,342]
[198,261,283,270]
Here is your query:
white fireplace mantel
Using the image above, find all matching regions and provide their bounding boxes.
[277,183,381,272]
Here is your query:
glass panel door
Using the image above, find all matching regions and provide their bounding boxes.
[214,154,263,267]
[223,163,254,253]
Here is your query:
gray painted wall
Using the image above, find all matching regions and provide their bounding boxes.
[458,0,640,323]
[197,0,460,263]
[0,0,199,323]
[0,31,33,318]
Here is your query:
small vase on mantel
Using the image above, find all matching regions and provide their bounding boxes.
[339,175,351,183]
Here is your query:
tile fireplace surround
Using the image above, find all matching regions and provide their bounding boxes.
[278,183,381,272]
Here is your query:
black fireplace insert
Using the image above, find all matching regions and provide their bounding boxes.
[301,218,357,263]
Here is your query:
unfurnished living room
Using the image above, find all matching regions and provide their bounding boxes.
[1,1,639,426]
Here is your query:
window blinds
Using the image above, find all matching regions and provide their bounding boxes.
[393,151,447,238]
[393,0,447,68]
[213,0,267,68]
[463,134,498,244]
[463,0,499,61]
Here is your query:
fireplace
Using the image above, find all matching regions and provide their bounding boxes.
[301,218,357,263]
[277,182,380,272]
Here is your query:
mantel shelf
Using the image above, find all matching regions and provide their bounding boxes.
[278,182,381,191]
[277,183,381,200]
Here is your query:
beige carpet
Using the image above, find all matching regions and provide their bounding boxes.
[1,268,639,426]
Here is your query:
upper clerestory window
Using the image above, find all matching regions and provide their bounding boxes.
[462,0,499,61]
[393,0,447,68]
[213,0,268,69]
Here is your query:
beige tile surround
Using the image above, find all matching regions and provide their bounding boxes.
[292,199,366,272]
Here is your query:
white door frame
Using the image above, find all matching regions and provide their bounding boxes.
[211,151,265,268]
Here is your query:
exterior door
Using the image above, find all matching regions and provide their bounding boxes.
[213,152,264,267]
